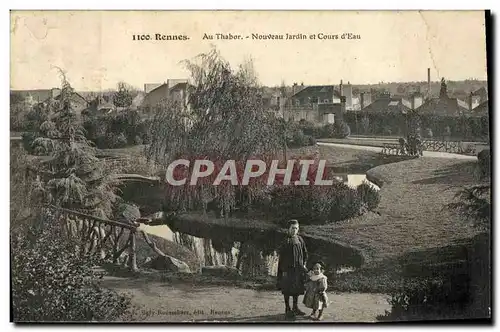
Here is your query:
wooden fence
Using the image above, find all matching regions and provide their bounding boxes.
[421,140,476,155]
[381,139,477,156]
[45,205,139,271]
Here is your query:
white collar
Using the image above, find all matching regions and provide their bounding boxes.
[309,272,326,281]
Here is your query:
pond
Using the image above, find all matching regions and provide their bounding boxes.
[139,220,278,276]
[137,174,378,277]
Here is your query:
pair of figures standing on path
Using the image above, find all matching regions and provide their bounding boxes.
[276,219,329,320]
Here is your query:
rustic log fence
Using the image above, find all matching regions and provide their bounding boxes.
[381,139,476,156]
[43,205,181,272]
[380,143,403,156]
[45,205,139,272]
[421,140,476,155]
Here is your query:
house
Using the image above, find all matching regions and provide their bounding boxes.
[357,91,373,110]
[11,88,61,106]
[288,84,342,107]
[82,98,117,117]
[472,100,489,117]
[283,80,375,124]
[168,82,190,107]
[261,87,281,110]
[415,96,469,117]
[283,81,344,124]
[131,92,145,110]
[473,86,488,103]
[361,92,412,114]
[318,99,346,124]
[29,90,89,121]
[141,79,190,109]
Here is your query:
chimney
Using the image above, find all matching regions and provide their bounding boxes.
[468,92,473,111]
[339,80,343,97]
[292,83,298,95]
[360,92,365,109]
[344,81,353,110]
[427,68,431,97]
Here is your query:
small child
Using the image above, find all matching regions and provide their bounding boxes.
[302,261,329,321]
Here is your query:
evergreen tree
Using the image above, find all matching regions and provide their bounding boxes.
[439,77,448,98]
[32,71,119,218]
[113,82,133,108]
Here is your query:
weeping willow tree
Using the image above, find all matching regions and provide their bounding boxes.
[31,70,119,218]
[145,48,286,215]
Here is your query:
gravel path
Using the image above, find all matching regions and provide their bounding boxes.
[103,276,390,323]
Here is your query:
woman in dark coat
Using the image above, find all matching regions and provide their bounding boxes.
[276,219,308,318]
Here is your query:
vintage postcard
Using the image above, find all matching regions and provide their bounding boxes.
[10,10,491,323]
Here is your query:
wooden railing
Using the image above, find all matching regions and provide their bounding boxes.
[45,205,139,271]
[381,139,476,157]
[421,140,476,155]
[380,143,403,156]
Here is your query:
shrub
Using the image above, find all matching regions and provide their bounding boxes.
[462,143,476,155]
[288,129,308,148]
[328,182,363,221]
[334,121,351,139]
[379,273,472,321]
[21,132,37,153]
[265,186,333,224]
[356,181,381,211]
[105,133,128,149]
[264,182,363,224]
[134,135,143,145]
[83,112,150,148]
[477,149,490,178]
[307,135,317,146]
[298,120,321,138]
[11,217,132,322]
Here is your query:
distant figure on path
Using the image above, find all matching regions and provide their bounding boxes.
[398,137,407,155]
[415,136,423,156]
[276,219,308,319]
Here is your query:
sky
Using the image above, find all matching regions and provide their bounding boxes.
[10,10,488,91]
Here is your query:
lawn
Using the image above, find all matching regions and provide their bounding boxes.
[304,157,482,266]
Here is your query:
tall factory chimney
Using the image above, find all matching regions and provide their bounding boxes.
[427,68,431,98]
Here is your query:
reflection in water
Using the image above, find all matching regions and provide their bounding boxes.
[138,174,372,277]
[140,222,280,276]
[139,221,279,276]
